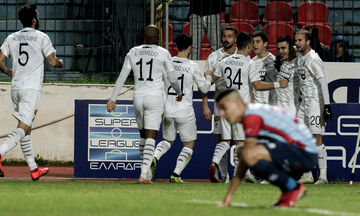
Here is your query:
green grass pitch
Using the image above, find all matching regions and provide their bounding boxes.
[0,181,359,216]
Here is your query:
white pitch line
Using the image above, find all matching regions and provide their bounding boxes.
[187,199,360,216]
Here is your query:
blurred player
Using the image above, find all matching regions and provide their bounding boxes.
[106,25,182,184]
[151,34,212,183]
[202,26,238,183]
[273,35,299,117]
[0,3,63,180]
[217,89,318,208]
[251,32,277,104]
[295,30,332,184]
[208,32,288,183]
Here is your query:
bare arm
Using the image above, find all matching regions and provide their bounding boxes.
[0,51,11,77]
[46,53,64,68]
[252,78,288,91]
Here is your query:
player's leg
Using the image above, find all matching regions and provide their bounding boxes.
[242,142,315,207]
[151,117,176,178]
[297,102,314,184]
[138,96,164,183]
[214,104,229,182]
[314,134,328,184]
[307,102,327,184]
[0,90,32,177]
[170,116,197,183]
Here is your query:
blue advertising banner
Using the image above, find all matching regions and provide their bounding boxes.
[74,99,360,181]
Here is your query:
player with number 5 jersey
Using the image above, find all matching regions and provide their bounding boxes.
[0,3,63,181]
[106,25,182,184]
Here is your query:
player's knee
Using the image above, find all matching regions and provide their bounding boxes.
[241,147,266,167]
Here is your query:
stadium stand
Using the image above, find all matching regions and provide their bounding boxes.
[230,0,259,26]
[225,22,255,34]
[262,23,294,48]
[302,24,332,48]
[262,1,293,24]
[297,1,329,26]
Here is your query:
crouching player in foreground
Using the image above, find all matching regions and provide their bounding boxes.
[151,34,212,182]
[217,89,318,208]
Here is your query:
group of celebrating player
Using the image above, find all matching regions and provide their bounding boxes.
[106,23,332,207]
[0,2,332,208]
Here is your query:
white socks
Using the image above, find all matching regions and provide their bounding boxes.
[0,128,26,156]
[139,138,145,160]
[212,141,230,165]
[233,145,241,177]
[218,152,229,180]
[140,138,155,178]
[318,144,328,180]
[174,147,193,176]
[20,135,37,171]
[153,140,172,161]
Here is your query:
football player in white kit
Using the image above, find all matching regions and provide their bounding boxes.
[208,32,288,183]
[251,32,277,104]
[295,29,332,184]
[273,35,299,117]
[106,25,182,184]
[202,26,238,183]
[0,3,63,181]
[150,34,212,183]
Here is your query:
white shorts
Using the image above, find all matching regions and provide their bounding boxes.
[133,95,164,131]
[297,100,325,135]
[11,89,41,127]
[213,102,221,134]
[220,116,245,141]
[162,113,197,142]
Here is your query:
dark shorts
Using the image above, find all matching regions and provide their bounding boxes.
[261,141,318,180]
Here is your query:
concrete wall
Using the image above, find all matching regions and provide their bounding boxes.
[0,62,359,161]
[0,83,133,161]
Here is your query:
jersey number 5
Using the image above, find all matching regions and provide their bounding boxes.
[136,58,153,81]
[224,67,242,90]
[18,43,29,66]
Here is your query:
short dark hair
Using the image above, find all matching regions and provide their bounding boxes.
[18,3,37,28]
[296,29,311,41]
[175,33,192,52]
[236,32,252,49]
[252,31,268,43]
[277,35,296,60]
[215,89,238,103]
[277,35,293,45]
[222,26,238,37]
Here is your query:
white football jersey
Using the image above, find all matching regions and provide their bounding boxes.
[273,58,300,111]
[0,28,56,91]
[251,53,276,104]
[205,48,238,98]
[110,44,178,100]
[165,57,211,118]
[296,49,325,103]
[214,53,260,103]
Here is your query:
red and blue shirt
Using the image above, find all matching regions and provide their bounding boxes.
[243,103,317,154]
